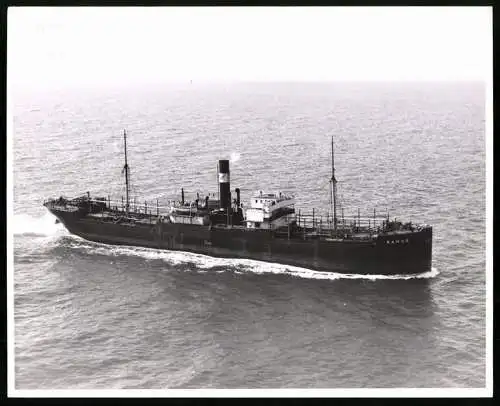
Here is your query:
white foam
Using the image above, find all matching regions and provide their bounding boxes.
[64,236,440,281]
[12,212,67,237]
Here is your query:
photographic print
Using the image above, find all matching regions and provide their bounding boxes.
[8,6,492,396]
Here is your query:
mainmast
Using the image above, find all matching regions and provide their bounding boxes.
[123,129,130,215]
[330,136,338,230]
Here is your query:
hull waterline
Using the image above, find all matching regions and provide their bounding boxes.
[47,207,432,276]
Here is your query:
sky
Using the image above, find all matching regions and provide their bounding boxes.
[8,6,492,89]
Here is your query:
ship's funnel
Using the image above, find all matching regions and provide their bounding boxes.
[235,188,240,207]
[218,159,230,210]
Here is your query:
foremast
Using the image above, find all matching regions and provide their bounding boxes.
[330,136,338,231]
[122,129,130,215]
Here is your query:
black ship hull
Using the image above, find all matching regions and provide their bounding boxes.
[49,208,433,276]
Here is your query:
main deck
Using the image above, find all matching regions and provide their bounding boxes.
[45,195,429,243]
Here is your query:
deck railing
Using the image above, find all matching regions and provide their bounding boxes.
[293,208,390,234]
[45,193,414,236]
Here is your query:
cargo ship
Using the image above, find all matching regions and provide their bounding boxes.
[44,130,433,275]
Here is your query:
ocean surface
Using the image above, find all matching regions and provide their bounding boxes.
[12,82,486,389]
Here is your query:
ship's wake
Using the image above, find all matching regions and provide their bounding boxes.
[62,235,440,281]
[12,212,67,238]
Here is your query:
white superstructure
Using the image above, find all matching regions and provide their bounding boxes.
[245,191,295,229]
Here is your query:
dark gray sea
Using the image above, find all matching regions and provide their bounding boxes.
[12,82,486,390]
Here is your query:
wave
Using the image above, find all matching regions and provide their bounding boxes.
[62,236,439,281]
[12,212,67,237]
